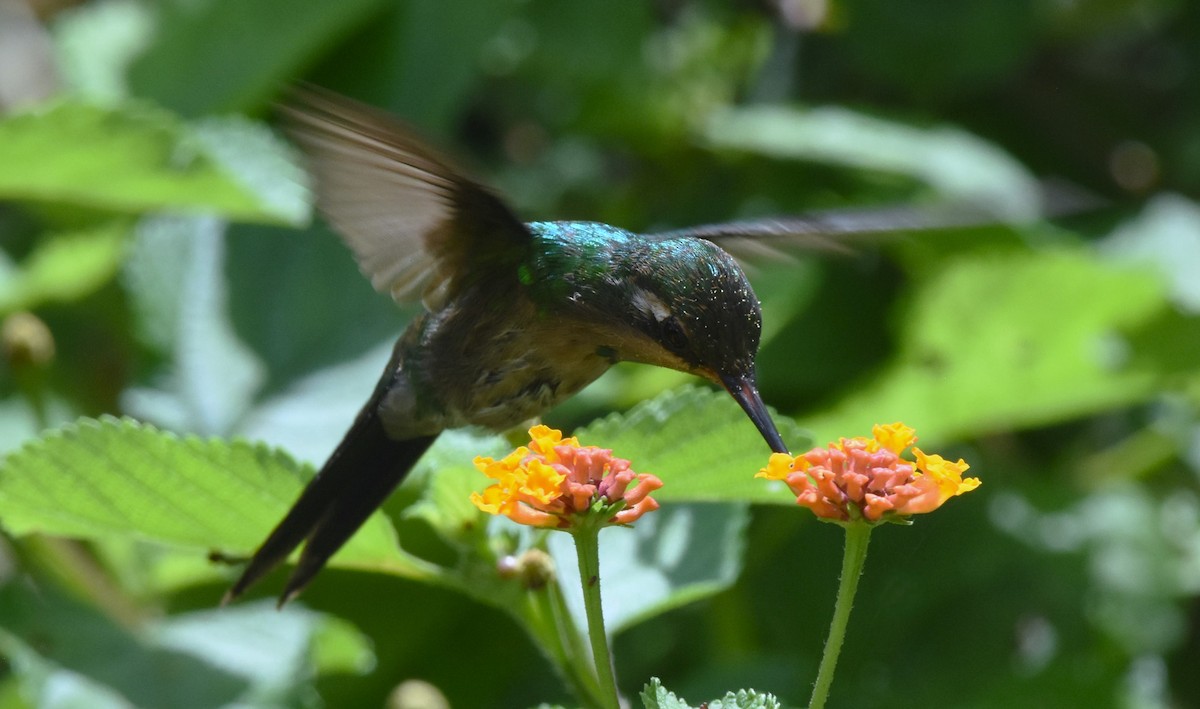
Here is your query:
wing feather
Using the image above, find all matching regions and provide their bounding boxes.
[280,86,531,308]
[646,202,1018,264]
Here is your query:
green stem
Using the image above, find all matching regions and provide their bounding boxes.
[809,522,873,709]
[522,580,604,708]
[573,523,621,709]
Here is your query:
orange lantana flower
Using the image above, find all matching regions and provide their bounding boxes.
[757,423,979,523]
[471,425,663,529]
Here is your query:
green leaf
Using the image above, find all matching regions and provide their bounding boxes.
[53,0,155,101]
[401,430,509,546]
[126,0,388,116]
[121,215,265,436]
[235,341,394,466]
[0,395,77,458]
[308,615,377,675]
[1101,193,1200,313]
[705,104,1040,220]
[707,689,784,709]
[0,222,127,315]
[223,221,411,396]
[0,416,426,575]
[642,678,694,709]
[0,100,306,225]
[640,678,783,709]
[800,248,1167,443]
[187,117,310,226]
[577,386,808,504]
[0,578,374,709]
[550,502,750,634]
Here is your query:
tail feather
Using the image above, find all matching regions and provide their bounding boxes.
[224,398,437,605]
[277,432,435,604]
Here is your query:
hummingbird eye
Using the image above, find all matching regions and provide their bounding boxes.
[660,316,690,354]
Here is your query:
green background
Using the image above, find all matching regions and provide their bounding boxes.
[2,0,1200,707]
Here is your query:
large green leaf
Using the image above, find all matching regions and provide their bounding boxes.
[705,104,1040,219]
[577,386,807,504]
[0,580,372,709]
[0,100,306,224]
[800,248,1167,444]
[0,416,428,576]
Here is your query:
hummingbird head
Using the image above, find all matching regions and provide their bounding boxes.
[532,225,789,453]
[621,238,789,454]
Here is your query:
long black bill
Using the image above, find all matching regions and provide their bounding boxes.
[721,373,789,454]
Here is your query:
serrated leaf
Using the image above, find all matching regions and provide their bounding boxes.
[576,386,807,504]
[0,99,305,225]
[641,678,694,709]
[707,688,783,709]
[640,679,782,709]
[0,416,420,574]
[0,222,127,315]
[0,395,77,458]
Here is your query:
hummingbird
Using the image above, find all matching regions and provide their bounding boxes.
[223,86,956,605]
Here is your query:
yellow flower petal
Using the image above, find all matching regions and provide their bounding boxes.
[519,459,566,504]
[470,485,513,514]
[872,422,916,454]
[474,447,530,479]
[913,447,980,503]
[528,425,578,463]
[756,452,800,480]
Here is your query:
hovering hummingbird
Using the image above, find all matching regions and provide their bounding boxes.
[223,87,977,605]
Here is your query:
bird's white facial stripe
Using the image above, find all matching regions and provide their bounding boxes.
[632,288,672,322]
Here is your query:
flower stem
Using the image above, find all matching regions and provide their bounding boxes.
[573,523,621,709]
[809,523,872,709]
[523,580,605,708]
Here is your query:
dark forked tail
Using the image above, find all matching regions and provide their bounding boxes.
[223,395,437,606]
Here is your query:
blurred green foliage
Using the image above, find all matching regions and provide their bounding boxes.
[2,0,1200,707]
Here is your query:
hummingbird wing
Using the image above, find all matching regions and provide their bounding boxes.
[280,86,532,310]
[643,202,1010,264]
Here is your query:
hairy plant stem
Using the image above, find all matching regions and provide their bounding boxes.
[809,522,872,709]
[573,522,621,709]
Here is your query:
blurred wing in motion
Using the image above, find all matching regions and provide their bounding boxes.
[280,85,533,309]
[647,201,1017,264]
[648,181,1101,266]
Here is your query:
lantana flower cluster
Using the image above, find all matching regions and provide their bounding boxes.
[757,422,979,523]
[471,425,663,529]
